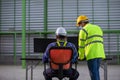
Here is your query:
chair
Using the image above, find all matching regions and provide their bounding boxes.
[44,46,75,80]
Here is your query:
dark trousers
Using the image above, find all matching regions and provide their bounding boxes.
[87,58,101,80]
[43,68,79,80]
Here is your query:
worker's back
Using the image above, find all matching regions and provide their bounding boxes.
[83,23,106,60]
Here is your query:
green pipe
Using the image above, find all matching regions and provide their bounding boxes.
[44,0,48,38]
[13,0,16,64]
[14,33,17,64]
[0,30,120,35]
[22,0,26,68]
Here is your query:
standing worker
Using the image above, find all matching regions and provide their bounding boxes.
[76,15,106,80]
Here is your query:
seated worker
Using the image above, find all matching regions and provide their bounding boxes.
[42,27,79,80]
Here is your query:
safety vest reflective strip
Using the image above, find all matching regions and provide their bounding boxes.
[79,29,103,48]
[82,29,88,35]
[79,40,103,48]
[80,35,103,41]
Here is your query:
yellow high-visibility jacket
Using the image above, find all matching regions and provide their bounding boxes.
[78,23,106,60]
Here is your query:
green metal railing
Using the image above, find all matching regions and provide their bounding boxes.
[22,0,26,68]
[0,29,120,66]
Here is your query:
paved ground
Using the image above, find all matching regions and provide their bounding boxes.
[0,64,120,80]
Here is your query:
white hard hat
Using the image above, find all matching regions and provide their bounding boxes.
[55,27,67,36]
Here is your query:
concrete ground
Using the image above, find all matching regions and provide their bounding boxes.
[0,64,120,80]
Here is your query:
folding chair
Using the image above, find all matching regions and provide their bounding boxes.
[44,46,74,80]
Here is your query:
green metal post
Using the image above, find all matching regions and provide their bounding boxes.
[13,0,16,64]
[44,0,48,38]
[22,0,26,68]
[14,33,17,64]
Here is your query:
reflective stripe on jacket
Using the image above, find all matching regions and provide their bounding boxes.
[78,23,106,60]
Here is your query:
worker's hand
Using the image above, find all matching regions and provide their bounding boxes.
[78,57,81,60]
